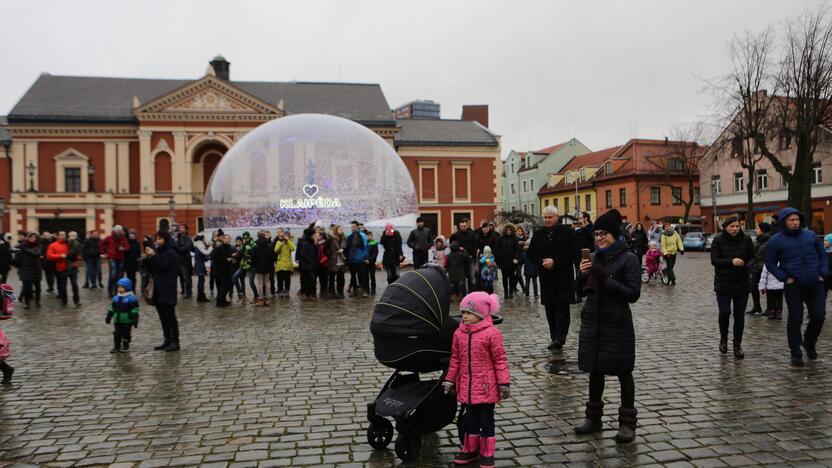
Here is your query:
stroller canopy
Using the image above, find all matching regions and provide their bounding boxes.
[371,266,456,372]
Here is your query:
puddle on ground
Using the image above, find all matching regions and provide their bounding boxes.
[529,355,577,376]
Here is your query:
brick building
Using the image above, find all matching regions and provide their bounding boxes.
[592,139,701,226]
[0,57,501,237]
[537,146,621,220]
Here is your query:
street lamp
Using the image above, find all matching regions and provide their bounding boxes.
[87,163,95,192]
[1,139,11,194]
[168,196,176,224]
[27,161,36,192]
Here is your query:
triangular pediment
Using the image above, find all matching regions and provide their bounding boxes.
[134,75,283,120]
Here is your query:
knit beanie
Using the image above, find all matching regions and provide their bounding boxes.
[758,222,771,233]
[460,292,501,319]
[594,209,622,238]
[722,216,740,229]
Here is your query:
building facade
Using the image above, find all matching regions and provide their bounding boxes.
[537,146,621,220]
[699,120,832,233]
[501,138,591,216]
[0,57,501,237]
[393,100,441,120]
[593,139,701,226]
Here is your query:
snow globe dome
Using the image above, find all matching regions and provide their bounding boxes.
[203,113,418,232]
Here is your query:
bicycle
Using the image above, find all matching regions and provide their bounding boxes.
[641,256,670,285]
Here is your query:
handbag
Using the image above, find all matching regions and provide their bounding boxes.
[143,277,156,305]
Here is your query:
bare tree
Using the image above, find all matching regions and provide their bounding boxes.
[494,209,541,228]
[644,124,709,223]
[710,7,832,220]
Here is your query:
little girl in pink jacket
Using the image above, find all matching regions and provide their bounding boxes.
[443,292,510,468]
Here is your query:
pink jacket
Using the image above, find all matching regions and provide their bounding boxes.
[0,329,10,360]
[444,316,510,404]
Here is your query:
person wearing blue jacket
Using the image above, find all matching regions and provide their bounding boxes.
[763,207,828,366]
[344,221,369,297]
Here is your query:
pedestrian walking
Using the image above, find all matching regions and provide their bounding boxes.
[527,206,577,351]
[175,225,194,299]
[124,229,141,293]
[710,216,754,359]
[380,224,403,285]
[0,233,12,284]
[442,292,510,468]
[407,217,433,270]
[659,223,684,285]
[16,233,43,310]
[40,231,56,294]
[475,221,500,292]
[366,231,379,294]
[232,233,254,303]
[494,224,520,299]
[522,238,539,298]
[345,221,369,297]
[515,226,529,294]
[764,207,828,366]
[630,223,648,266]
[211,234,234,307]
[297,228,319,301]
[105,278,139,353]
[46,231,76,307]
[144,231,181,352]
[66,232,82,307]
[315,228,331,299]
[251,231,274,306]
[574,209,641,443]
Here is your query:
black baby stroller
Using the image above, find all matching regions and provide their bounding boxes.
[366,265,464,461]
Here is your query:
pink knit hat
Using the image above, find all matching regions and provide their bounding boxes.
[459,292,501,319]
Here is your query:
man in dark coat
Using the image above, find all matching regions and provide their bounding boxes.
[574,209,642,444]
[81,231,102,288]
[17,232,44,309]
[41,231,56,293]
[175,225,194,299]
[527,206,577,351]
[211,234,234,307]
[124,229,142,293]
[449,219,477,292]
[144,231,181,351]
[748,222,772,316]
[407,217,433,270]
[475,221,500,291]
[764,207,829,366]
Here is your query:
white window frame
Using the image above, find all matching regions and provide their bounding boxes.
[734,172,744,193]
[813,162,822,185]
[417,161,439,203]
[53,148,91,193]
[756,169,768,190]
[711,175,721,194]
[451,161,472,203]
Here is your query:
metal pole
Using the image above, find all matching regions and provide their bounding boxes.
[711,179,718,233]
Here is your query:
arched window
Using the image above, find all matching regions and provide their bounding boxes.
[154,152,172,192]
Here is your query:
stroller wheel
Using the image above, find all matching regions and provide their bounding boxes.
[394,432,422,461]
[367,418,394,450]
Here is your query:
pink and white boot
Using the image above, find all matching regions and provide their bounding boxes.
[479,436,496,468]
[453,433,480,465]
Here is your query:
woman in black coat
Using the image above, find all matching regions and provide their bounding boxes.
[0,233,13,284]
[380,225,404,285]
[495,224,521,299]
[16,232,43,309]
[296,228,319,300]
[629,223,648,265]
[710,216,754,359]
[144,231,181,352]
[574,210,641,444]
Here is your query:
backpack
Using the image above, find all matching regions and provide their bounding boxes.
[0,284,15,320]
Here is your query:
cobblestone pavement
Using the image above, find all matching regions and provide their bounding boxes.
[1,252,831,467]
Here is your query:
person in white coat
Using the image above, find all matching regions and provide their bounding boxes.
[759,263,784,320]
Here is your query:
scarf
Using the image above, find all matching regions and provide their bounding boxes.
[598,237,626,254]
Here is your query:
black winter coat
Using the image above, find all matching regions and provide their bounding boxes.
[297,237,318,273]
[251,238,275,274]
[16,242,43,282]
[578,241,641,375]
[380,232,403,267]
[211,243,234,276]
[0,241,12,275]
[494,235,520,269]
[575,222,595,254]
[750,233,770,275]
[710,231,754,296]
[82,237,100,259]
[527,225,577,306]
[450,229,477,257]
[124,239,141,272]
[176,234,194,271]
[630,229,648,257]
[446,250,469,283]
[145,235,180,306]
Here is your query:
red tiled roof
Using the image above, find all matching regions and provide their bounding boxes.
[535,141,569,154]
[557,146,621,174]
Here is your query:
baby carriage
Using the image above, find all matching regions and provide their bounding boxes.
[367,265,463,461]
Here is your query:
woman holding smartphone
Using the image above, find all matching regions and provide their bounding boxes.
[574,209,642,443]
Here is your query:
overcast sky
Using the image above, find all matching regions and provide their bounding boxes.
[0,0,821,158]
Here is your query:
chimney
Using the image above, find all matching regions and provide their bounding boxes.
[462,105,489,128]
[210,55,230,81]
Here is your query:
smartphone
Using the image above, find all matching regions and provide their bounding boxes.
[581,248,591,261]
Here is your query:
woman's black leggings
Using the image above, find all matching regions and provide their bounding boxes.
[716,292,748,343]
[276,271,291,293]
[465,403,495,437]
[500,266,516,295]
[589,372,635,409]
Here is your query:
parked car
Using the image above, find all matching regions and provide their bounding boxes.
[683,232,710,251]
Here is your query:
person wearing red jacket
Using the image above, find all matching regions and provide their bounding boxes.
[46,231,78,307]
[100,225,129,297]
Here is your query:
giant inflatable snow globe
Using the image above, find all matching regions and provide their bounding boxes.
[204,114,418,238]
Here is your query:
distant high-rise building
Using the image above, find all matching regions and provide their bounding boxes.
[394,100,441,120]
